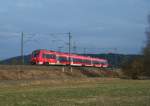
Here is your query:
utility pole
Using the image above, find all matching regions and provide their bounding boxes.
[21,32,24,65]
[19,32,24,79]
[68,32,72,72]
[114,48,117,68]
[68,32,71,65]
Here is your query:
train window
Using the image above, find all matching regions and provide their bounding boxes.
[42,54,56,59]
[87,60,91,64]
[42,54,46,58]
[101,61,108,65]
[93,61,100,64]
[82,60,91,64]
[73,58,82,63]
[32,51,39,57]
[58,57,68,62]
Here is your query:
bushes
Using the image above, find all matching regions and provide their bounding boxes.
[142,14,150,77]
[121,58,144,79]
[80,68,119,78]
[122,15,150,79]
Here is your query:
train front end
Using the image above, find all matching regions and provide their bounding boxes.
[31,50,43,65]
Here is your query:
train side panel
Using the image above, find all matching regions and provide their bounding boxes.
[30,49,109,68]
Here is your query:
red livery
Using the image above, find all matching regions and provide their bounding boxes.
[30,49,108,68]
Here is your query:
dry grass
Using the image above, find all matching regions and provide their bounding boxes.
[0,65,116,80]
[0,65,86,80]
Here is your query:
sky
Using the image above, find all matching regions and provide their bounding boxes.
[0,0,150,59]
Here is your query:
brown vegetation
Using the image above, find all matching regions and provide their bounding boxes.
[0,65,117,80]
[121,15,150,79]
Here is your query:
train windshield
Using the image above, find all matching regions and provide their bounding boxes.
[32,51,40,57]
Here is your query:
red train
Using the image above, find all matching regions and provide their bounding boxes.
[30,49,108,68]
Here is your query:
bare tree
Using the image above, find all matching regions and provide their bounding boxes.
[143,15,150,76]
[121,15,150,79]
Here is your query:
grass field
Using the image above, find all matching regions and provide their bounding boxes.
[0,78,149,106]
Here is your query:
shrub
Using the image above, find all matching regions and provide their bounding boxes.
[121,58,143,79]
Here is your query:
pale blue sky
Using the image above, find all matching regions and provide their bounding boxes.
[0,0,150,59]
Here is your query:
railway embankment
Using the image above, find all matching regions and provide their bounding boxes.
[0,65,119,80]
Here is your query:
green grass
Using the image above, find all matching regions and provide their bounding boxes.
[0,79,150,106]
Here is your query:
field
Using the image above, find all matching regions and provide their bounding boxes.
[0,65,149,106]
[0,78,150,106]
